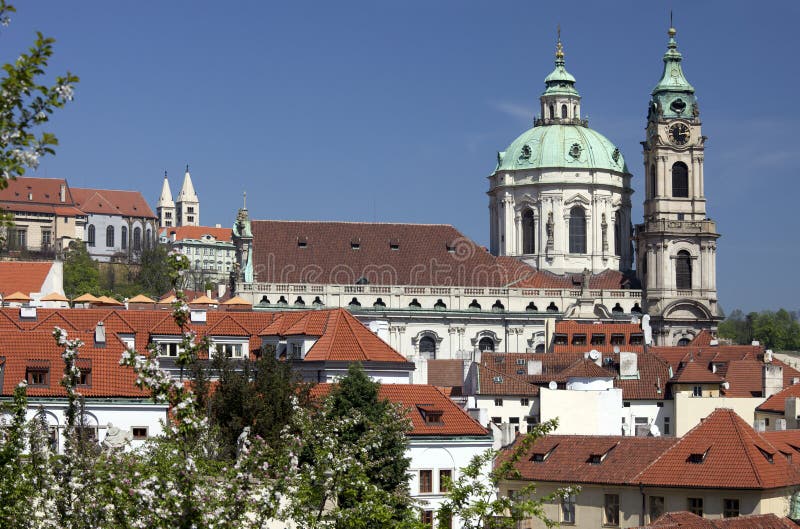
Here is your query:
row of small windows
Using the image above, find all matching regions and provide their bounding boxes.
[649,162,689,199]
[547,103,577,120]
[87,225,151,251]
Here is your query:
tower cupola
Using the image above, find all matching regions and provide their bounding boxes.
[539,30,583,126]
[650,25,698,120]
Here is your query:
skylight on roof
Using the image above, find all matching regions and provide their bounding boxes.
[687,447,710,464]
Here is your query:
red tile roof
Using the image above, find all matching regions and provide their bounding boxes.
[475,363,539,396]
[311,383,488,437]
[559,358,615,379]
[0,177,73,205]
[71,187,156,218]
[303,309,408,363]
[757,383,800,414]
[671,361,724,384]
[427,359,465,388]
[638,409,800,489]
[636,511,798,529]
[0,261,55,297]
[504,434,676,486]
[510,268,639,290]
[551,321,645,353]
[161,225,232,242]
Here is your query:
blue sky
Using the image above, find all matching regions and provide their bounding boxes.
[5,1,798,313]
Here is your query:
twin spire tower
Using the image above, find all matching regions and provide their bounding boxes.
[157,166,200,228]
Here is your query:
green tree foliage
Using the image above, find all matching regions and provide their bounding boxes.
[62,240,100,298]
[208,347,309,458]
[0,0,78,222]
[719,308,800,351]
[438,419,574,529]
[135,243,176,297]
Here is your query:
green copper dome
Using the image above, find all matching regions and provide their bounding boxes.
[650,26,698,120]
[495,124,629,174]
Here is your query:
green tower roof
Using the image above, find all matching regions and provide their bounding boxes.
[495,124,629,174]
[543,35,579,96]
[650,25,699,120]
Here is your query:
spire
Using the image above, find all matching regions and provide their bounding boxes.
[158,171,174,207]
[176,164,198,202]
[543,26,578,97]
[650,18,698,119]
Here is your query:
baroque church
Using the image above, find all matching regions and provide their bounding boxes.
[229,24,721,366]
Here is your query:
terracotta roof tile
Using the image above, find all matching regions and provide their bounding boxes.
[551,321,645,353]
[671,361,724,384]
[475,363,539,396]
[71,187,156,218]
[161,225,232,242]
[559,358,615,379]
[509,268,640,290]
[427,359,465,388]
[639,409,800,489]
[311,383,488,437]
[635,511,799,529]
[0,261,56,297]
[303,309,408,363]
[758,383,800,414]
[0,177,73,205]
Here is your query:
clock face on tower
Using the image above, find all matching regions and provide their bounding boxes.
[669,123,690,146]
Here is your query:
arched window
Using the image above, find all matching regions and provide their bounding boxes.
[573,104,577,118]
[87,225,96,247]
[478,337,495,352]
[373,297,386,307]
[676,250,692,289]
[492,299,505,311]
[612,303,624,314]
[133,227,141,251]
[677,338,691,346]
[631,303,643,314]
[419,336,436,360]
[145,229,152,249]
[525,302,538,312]
[294,296,305,306]
[650,164,657,198]
[672,162,689,198]
[569,207,586,254]
[121,226,127,250]
[614,211,621,257]
[522,209,535,254]
[561,104,568,119]
[549,105,554,119]
[106,226,114,248]
[468,299,481,310]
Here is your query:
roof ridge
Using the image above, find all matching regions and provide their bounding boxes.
[340,309,367,361]
[730,410,765,488]
[252,219,457,228]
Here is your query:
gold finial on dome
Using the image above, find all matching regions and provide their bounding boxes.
[668,11,676,37]
[556,24,564,60]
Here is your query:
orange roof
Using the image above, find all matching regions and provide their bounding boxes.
[427,359,465,388]
[71,187,156,218]
[40,292,69,302]
[304,309,408,363]
[635,511,799,529]
[127,294,156,303]
[639,409,800,489]
[671,360,724,384]
[72,293,99,303]
[157,294,177,304]
[0,261,54,297]
[758,383,800,414]
[189,294,217,305]
[311,383,488,437]
[552,320,645,353]
[0,176,73,205]
[162,225,232,243]
[4,291,30,301]
[96,295,123,306]
[474,363,538,396]
[221,296,251,306]
[560,358,615,379]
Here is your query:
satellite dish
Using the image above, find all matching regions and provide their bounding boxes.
[722,381,730,390]
[630,316,640,325]
[649,424,661,437]
[613,346,620,354]
[589,349,601,361]
[548,380,558,390]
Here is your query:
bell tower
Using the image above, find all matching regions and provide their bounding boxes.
[635,23,721,345]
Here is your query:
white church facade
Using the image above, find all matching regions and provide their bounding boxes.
[230,26,720,357]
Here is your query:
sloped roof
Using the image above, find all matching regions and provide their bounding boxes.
[671,360,724,384]
[505,434,675,485]
[162,225,232,243]
[303,309,408,363]
[41,292,69,302]
[311,383,488,437]
[510,268,639,290]
[638,408,800,489]
[636,511,798,529]
[127,294,156,303]
[559,358,615,379]
[4,291,30,301]
[474,363,539,396]
[427,359,465,388]
[758,383,800,414]
[0,261,55,297]
[0,176,72,205]
[71,187,156,218]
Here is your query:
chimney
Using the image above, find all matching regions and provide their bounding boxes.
[620,351,638,378]
[786,398,800,429]
[60,183,66,203]
[528,360,542,376]
[94,321,106,346]
[763,364,783,398]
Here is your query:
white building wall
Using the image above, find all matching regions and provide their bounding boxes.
[539,387,623,435]
[621,400,674,437]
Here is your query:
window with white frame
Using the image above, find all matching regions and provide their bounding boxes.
[213,341,246,359]
[157,342,182,357]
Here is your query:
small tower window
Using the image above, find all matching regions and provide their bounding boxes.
[650,164,657,198]
[569,206,586,254]
[549,105,554,120]
[672,162,689,198]
[573,104,577,118]
[676,250,692,290]
[561,104,568,119]
[614,211,621,257]
[522,209,535,254]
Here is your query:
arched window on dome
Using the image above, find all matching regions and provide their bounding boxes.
[561,104,568,119]
[573,104,577,118]
[650,164,657,198]
[676,250,692,290]
[549,105,554,120]
[614,211,621,257]
[522,209,535,254]
[569,206,586,254]
[672,162,689,198]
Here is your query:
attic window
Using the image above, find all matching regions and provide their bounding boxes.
[591,334,606,345]
[630,334,644,345]
[494,357,504,364]
[26,367,49,386]
[756,446,775,464]
[493,376,504,384]
[417,405,443,425]
[687,447,710,464]
[389,239,400,250]
[610,334,625,345]
[554,334,568,345]
[297,237,307,248]
[572,334,586,346]
[446,243,455,253]
[588,443,617,464]
[350,239,360,250]
[531,444,558,462]
[516,359,526,366]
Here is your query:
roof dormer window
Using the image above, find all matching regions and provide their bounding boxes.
[417,405,443,425]
[687,447,710,464]
[531,444,558,463]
